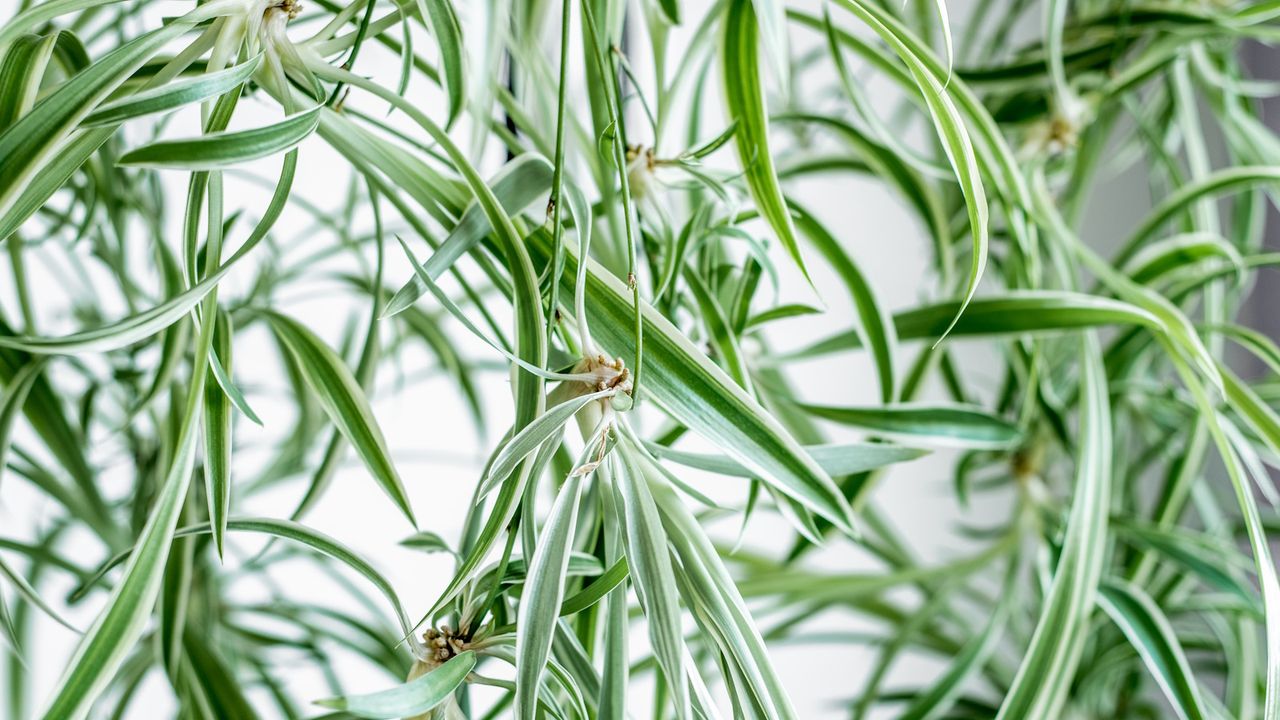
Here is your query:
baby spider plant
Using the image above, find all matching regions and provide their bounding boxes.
[2,0,1280,717]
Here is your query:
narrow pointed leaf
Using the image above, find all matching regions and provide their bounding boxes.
[799,403,1021,449]
[317,650,475,718]
[266,312,416,527]
[118,105,321,170]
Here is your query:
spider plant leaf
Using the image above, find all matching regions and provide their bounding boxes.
[414,0,465,128]
[899,576,1013,720]
[0,328,101,529]
[383,153,553,319]
[479,389,614,499]
[790,201,897,403]
[1123,232,1243,285]
[647,463,799,718]
[1208,434,1280,719]
[0,20,191,229]
[997,334,1111,719]
[0,32,61,131]
[682,121,737,160]
[79,517,420,643]
[0,358,44,487]
[82,53,261,126]
[38,362,205,720]
[0,149,296,355]
[685,270,751,390]
[180,627,260,719]
[265,312,416,528]
[1117,521,1258,613]
[643,441,926,478]
[1117,166,1280,265]
[0,126,114,242]
[597,601,628,716]
[202,311,235,560]
[529,230,857,535]
[780,291,1160,361]
[894,292,1159,339]
[930,0,954,80]
[117,105,321,170]
[828,0,988,340]
[723,0,811,284]
[1220,366,1280,463]
[1098,580,1208,720]
[516,472,584,720]
[743,303,821,330]
[489,551,604,586]
[559,558,629,617]
[615,448,689,719]
[400,531,455,555]
[207,348,262,425]
[799,403,1020,450]
[0,555,78,633]
[317,650,475,718]
[0,591,19,661]
[1206,323,1280,377]
[652,0,681,25]
[306,60,546,450]
[0,0,129,48]
[1030,172,1224,392]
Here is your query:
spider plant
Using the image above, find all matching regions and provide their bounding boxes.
[2,0,1280,716]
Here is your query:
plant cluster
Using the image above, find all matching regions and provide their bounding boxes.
[2,0,1280,717]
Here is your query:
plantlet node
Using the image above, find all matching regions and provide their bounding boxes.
[421,625,469,666]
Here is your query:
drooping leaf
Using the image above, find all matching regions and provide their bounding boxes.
[266,313,416,527]
[317,651,475,718]
[118,105,321,170]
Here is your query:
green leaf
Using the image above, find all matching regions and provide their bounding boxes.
[0,20,192,231]
[644,440,926,478]
[415,0,465,128]
[0,32,61,131]
[516,473,585,719]
[38,328,208,720]
[615,447,689,718]
[400,531,455,555]
[1117,521,1259,615]
[743,303,821,330]
[0,150,297,355]
[117,105,321,170]
[79,517,421,646]
[1123,232,1243,285]
[202,311,235,559]
[317,650,475,718]
[528,229,857,535]
[559,558,628,617]
[479,389,614,499]
[997,334,1111,719]
[1116,166,1280,266]
[899,571,1014,720]
[82,54,261,126]
[0,555,78,633]
[181,627,260,719]
[0,358,45,487]
[829,0,989,340]
[266,312,416,528]
[790,201,897,403]
[1098,580,1207,720]
[777,291,1161,361]
[723,0,812,284]
[799,403,1021,450]
[647,461,799,718]
[383,153,553,319]
[0,0,128,49]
